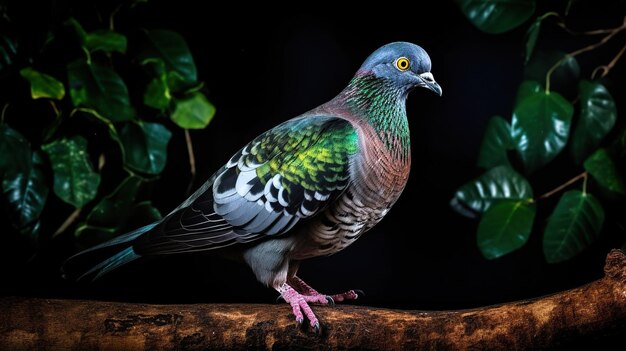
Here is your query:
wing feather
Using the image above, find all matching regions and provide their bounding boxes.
[133,115,358,255]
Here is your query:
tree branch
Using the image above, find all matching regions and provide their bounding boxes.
[1,250,625,350]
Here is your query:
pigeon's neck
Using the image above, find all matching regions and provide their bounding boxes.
[339,73,410,153]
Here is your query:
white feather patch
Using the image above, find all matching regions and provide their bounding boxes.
[264,180,277,202]
[278,187,289,207]
[304,190,313,201]
[314,191,329,201]
[213,173,237,200]
[235,169,256,197]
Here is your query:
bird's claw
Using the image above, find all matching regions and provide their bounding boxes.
[276,295,285,303]
[312,322,321,334]
[329,289,363,302]
[325,295,335,306]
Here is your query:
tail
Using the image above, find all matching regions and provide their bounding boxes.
[62,223,157,281]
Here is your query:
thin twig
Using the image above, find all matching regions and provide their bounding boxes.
[52,208,82,238]
[557,22,621,36]
[1,103,8,124]
[184,129,196,196]
[539,12,561,22]
[48,100,60,118]
[537,172,588,200]
[546,17,626,92]
[592,42,626,79]
[109,3,124,30]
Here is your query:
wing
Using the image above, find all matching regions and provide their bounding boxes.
[133,115,359,255]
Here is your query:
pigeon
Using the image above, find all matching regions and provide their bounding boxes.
[63,41,442,331]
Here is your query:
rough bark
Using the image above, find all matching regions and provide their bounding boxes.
[1,250,625,351]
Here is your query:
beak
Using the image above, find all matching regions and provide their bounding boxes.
[418,72,442,96]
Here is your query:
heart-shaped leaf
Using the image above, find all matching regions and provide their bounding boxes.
[64,18,87,41]
[42,136,101,208]
[543,190,604,263]
[451,165,533,218]
[584,149,626,195]
[0,125,31,180]
[121,201,162,232]
[511,90,573,173]
[138,29,197,83]
[524,18,541,64]
[456,0,536,34]
[171,92,216,129]
[20,67,65,100]
[85,29,127,54]
[515,80,542,105]
[67,58,135,122]
[2,152,49,240]
[119,122,172,175]
[525,51,579,97]
[570,80,617,164]
[75,176,142,237]
[477,200,536,259]
[72,225,118,250]
[477,116,514,169]
[144,76,171,110]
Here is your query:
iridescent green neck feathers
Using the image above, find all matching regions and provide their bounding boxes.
[340,73,410,154]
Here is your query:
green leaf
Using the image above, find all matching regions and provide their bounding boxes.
[20,67,66,100]
[584,149,626,195]
[75,182,160,248]
[122,201,162,231]
[167,70,203,93]
[456,0,536,34]
[144,77,171,109]
[477,200,535,259]
[138,29,197,83]
[0,125,31,180]
[171,92,216,129]
[64,18,87,42]
[42,136,101,208]
[570,80,617,164]
[477,116,514,169]
[133,201,162,221]
[76,176,142,235]
[67,58,135,122]
[524,18,541,64]
[511,91,574,173]
[515,80,542,105]
[85,30,127,54]
[451,165,533,218]
[543,190,604,263]
[525,51,580,95]
[72,226,117,250]
[2,152,49,240]
[119,122,172,175]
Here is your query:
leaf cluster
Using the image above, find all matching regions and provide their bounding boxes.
[454,0,625,262]
[0,2,215,250]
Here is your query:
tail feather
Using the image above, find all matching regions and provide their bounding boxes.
[62,223,157,281]
[79,247,140,281]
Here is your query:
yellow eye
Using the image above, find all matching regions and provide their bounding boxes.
[395,57,411,71]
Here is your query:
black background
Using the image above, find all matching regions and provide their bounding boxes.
[2,0,626,314]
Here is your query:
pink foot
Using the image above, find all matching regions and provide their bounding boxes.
[277,283,321,332]
[289,276,363,305]
[329,289,362,303]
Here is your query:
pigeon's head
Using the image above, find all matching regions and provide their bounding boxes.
[359,42,442,96]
